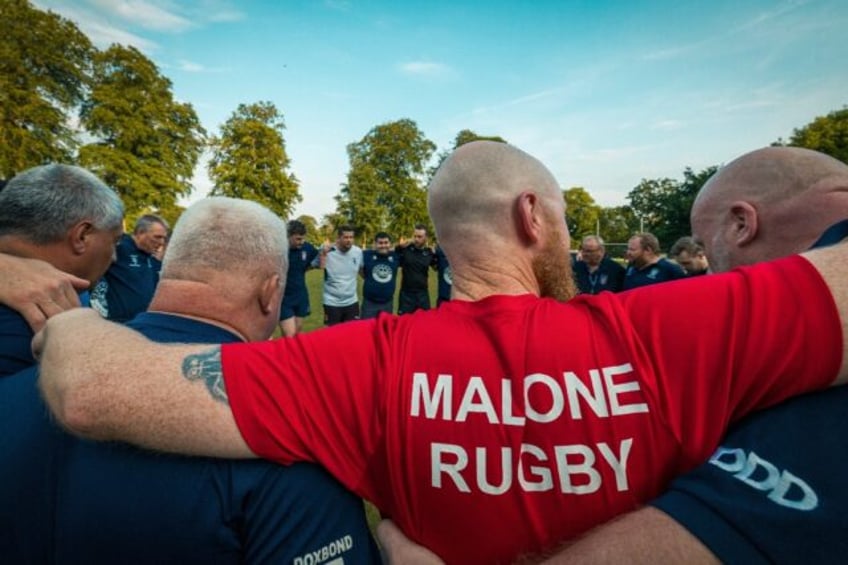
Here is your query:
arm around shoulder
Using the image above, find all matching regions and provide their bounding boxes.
[36,308,254,458]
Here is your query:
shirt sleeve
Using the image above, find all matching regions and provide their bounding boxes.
[222,317,393,494]
[613,254,842,464]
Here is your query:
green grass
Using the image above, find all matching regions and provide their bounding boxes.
[278,267,441,335]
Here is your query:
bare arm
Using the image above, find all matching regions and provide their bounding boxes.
[377,508,718,565]
[0,253,87,331]
[538,507,718,565]
[800,245,848,383]
[35,308,253,458]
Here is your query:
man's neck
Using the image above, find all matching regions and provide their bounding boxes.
[148,280,251,342]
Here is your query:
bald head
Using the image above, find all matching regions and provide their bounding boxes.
[691,147,848,272]
[429,141,563,247]
[428,141,574,300]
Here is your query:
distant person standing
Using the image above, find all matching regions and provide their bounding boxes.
[623,232,685,290]
[279,220,319,336]
[433,244,452,305]
[360,232,399,319]
[670,236,709,276]
[91,214,168,322]
[573,235,625,294]
[395,224,434,314]
[315,225,362,326]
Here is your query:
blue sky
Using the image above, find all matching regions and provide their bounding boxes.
[36,0,848,220]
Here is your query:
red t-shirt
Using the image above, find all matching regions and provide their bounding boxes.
[223,255,841,564]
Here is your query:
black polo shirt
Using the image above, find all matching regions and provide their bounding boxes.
[395,244,434,292]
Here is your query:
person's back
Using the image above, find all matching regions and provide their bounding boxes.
[0,198,380,564]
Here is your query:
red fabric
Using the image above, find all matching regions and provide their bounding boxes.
[223,255,841,564]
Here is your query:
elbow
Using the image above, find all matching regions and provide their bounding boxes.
[39,374,107,440]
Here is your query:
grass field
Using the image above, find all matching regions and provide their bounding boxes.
[278,267,441,335]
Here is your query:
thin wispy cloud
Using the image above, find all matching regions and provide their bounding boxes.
[398,61,453,78]
[651,119,685,131]
[33,2,160,50]
[89,0,193,32]
[324,0,352,12]
[173,59,229,73]
[734,0,811,33]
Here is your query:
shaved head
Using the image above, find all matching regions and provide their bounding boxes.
[691,146,848,272]
[428,141,575,300]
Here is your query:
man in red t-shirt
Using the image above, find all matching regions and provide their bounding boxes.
[37,142,848,565]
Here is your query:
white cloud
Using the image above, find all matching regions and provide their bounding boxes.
[88,0,192,32]
[651,119,685,131]
[33,2,160,51]
[398,61,453,78]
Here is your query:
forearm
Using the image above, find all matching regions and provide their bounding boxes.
[800,245,848,383]
[36,309,253,458]
[538,507,719,565]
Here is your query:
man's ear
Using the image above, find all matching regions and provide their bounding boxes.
[515,191,543,245]
[259,273,282,315]
[728,201,759,246]
[68,221,93,255]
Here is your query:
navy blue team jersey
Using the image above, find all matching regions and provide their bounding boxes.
[362,250,399,304]
[651,220,848,564]
[0,312,380,564]
[91,234,159,322]
[283,242,319,300]
[0,304,34,377]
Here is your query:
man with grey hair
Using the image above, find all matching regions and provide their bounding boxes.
[573,234,625,294]
[0,197,380,563]
[0,163,123,376]
[91,213,169,322]
[34,142,848,564]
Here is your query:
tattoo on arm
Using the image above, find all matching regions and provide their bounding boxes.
[181,346,229,405]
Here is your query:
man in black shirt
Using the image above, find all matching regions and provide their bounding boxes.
[395,223,435,314]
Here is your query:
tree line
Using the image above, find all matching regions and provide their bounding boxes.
[3,0,846,250]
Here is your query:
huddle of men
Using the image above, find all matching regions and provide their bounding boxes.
[0,171,380,563]
[3,143,848,564]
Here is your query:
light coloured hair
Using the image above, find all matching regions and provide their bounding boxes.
[162,197,288,280]
[581,235,605,249]
[0,164,124,244]
[134,214,169,235]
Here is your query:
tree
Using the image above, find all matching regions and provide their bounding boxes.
[78,45,205,216]
[208,101,300,218]
[336,119,436,241]
[626,166,717,250]
[563,187,601,247]
[0,0,94,179]
[295,214,321,245]
[598,206,640,250]
[784,106,848,164]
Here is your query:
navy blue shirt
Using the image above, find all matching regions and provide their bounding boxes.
[651,221,848,564]
[0,312,380,564]
[623,257,685,290]
[362,250,399,304]
[434,246,452,302]
[91,234,159,322]
[0,304,33,377]
[573,256,626,294]
[283,242,319,302]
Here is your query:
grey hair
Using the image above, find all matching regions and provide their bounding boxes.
[134,214,169,235]
[161,197,288,280]
[0,164,124,244]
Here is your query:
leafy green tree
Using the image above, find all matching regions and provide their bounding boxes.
[626,166,717,250]
[295,214,321,245]
[563,187,601,248]
[0,0,94,178]
[783,106,848,164]
[78,44,205,216]
[336,119,436,241]
[597,206,640,250]
[208,101,300,218]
